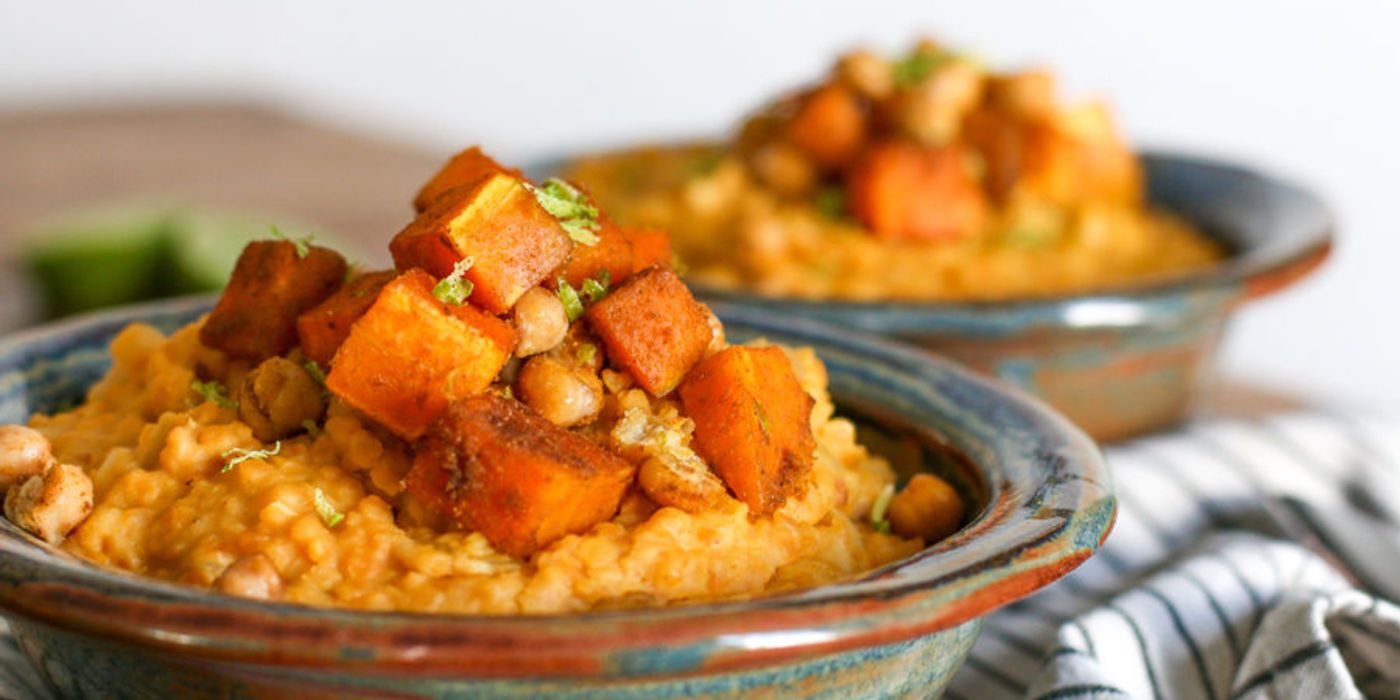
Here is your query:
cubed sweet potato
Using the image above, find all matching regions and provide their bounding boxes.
[390,172,574,313]
[678,345,816,515]
[295,269,396,366]
[548,222,674,290]
[412,146,522,213]
[325,270,515,440]
[199,240,348,360]
[584,266,710,396]
[406,393,636,558]
[846,140,987,242]
[785,84,867,171]
[624,227,673,272]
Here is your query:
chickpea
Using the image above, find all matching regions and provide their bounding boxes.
[215,554,283,600]
[991,70,1056,122]
[698,304,726,358]
[891,60,985,145]
[837,50,893,100]
[516,355,603,428]
[887,473,964,543]
[512,286,569,358]
[0,425,55,491]
[638,455,728,513]
[4,463,93,545]
[749,142,817,198]
[238,357,327,442]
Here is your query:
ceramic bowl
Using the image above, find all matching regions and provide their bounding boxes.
[0,297,1111,699]
[556,151,1332,443]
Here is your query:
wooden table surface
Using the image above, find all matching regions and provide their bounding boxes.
[0,102,1303,419]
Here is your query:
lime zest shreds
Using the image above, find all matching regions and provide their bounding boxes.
[576,343,598,366]
[433,258,475,305]
[221,441,281,474]
[581,269,610,303]
[870,483,895,531]
[302,419,320,437]
[303,361,328,386]
[269,225,315,259]
[755,400,772,439]
[314,487,345,528]
[191,380,238,411]
[528,178,600,245]
[556,278,585,321]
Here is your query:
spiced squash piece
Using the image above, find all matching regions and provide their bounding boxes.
[412,146,522,213]
[846,140,987,242]
[623,227,673,272]
[389,172,573,313]
[548,218,635,290]
[406,393,636,558]
[325,270,515,440]
[678,345,816,515]
[784,83,868,171]
[295,269,395,366]
[199,240,348,360]
[584,266,710,396]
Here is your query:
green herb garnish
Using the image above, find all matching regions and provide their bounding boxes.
[313,487,344,528]
[270,225,315,259]
[529,178,600,245]
[556,278,585,321]
[892,50,948,88]
[576,343,598,366]
[191,380,238,411]
[433,258,475,305]
[302,419,321,437]
[303,361,328,385]
[813,186,847,220]
[581,269,611,303]
[221,441,281,474]
[870,483,895,532]
[755,401,772,439]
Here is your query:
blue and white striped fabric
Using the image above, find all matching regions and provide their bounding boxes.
[1,411,1399,699]
[949,410,1400,700]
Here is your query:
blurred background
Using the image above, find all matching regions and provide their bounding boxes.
[1,0,1396,406]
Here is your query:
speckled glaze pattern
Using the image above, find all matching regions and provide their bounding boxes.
[0,297,1111,699]
[674,153,1334,443]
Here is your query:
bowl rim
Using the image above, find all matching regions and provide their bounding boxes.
[0,296,1112,678]
[549,147,1334,334]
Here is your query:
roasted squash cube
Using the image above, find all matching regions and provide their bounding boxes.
[389,172,573,313]
[406,393,636,558]
[678,345,816,515]
[846,141,987,242]
[623,227,673,273]
[412,146,522,213]
[295,269,395,366]
[785,84,867,171]
[199,240,348,360]
[549,223,674,291]
[325,270,515,440]
[584,266,709,396]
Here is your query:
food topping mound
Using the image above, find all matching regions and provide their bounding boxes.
[1,147,964,613]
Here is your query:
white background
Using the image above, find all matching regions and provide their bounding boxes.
[2,1,1396,406]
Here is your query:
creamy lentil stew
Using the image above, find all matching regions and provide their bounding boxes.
[567,38,1225,301]
[0,149,963,614]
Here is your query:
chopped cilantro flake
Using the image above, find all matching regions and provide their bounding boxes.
[755,400,772,439]
[813,186,847,220]
[892,50,948,88]
[302,419,320,437]
[576,343,598,366]
[529,178,600,245]
[221,441,281,474]
[303,361,327,386]
[556,278,585,321]
[433,258,475,305]
[269,225,315,259]
[191,380,238,411]
[581,269,610,303]
[313,487,344,528]
[870,483,895,531]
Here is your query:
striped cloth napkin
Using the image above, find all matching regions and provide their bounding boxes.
[1,410,1398,698]
[949,410,1400,700]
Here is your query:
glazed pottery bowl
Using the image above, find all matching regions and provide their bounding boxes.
[555,151,1332,443]
[0,296,1111,699]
